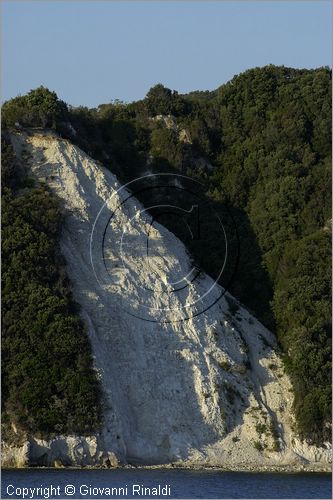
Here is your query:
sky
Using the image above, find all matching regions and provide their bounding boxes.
[2,1,332,107]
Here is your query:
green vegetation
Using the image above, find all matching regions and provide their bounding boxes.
[255,422,268,435]
[2,64,331,444]
[269,421,280,452]
[219,360,231,372]
[2,86,68,130]
[145,83,189,116]
[1,135,101,436]
[253,440,264,452]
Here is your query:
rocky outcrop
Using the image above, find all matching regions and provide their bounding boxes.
[151,114,192,144]
[3,131,331,470]
[1,435,118,468]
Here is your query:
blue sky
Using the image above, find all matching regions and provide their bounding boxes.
[2,1,332,107]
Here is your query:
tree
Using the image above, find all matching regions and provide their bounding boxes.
[2,86,68,129]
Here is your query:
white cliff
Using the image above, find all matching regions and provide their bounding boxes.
[3,131,331,470]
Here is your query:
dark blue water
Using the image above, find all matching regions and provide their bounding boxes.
[1,468,331,499]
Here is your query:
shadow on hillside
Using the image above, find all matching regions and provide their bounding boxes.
[58,115,275,330]
[115,155,275,332]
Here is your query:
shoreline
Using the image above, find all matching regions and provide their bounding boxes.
[2,464,332,474]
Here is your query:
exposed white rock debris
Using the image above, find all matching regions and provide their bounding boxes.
[3,131,331,470]
[151,114,192,144]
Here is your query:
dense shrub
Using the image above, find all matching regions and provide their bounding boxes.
[2,86,68,130]
[1,138,101,436]
[145,84,189,116]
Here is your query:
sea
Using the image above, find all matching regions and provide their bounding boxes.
[1,468,331,499]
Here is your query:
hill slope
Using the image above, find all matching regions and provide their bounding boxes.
[2,131,330,469]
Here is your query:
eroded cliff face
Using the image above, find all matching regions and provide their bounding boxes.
[3,131,331,470]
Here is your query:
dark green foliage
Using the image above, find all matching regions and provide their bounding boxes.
[150,127,186,170]
[1,133,17,187]
[215,67,331,444]
[255,422,267,435]
[211,66,331,444]
[145,84,189,116]
[1,138,101,436]
[253,440,264,451]
[2,86,68,130]
[269,421,280,452]
[272,231,331,443]
[219,361,231,372]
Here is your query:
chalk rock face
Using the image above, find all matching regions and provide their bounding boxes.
[1,442,30,468]
[1,435,118,468]
[4,131,331,470]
